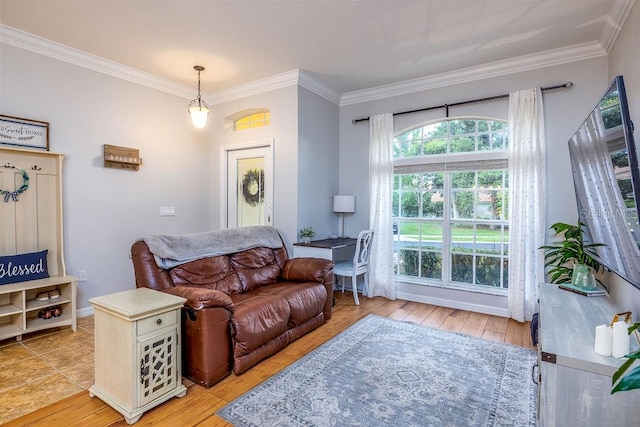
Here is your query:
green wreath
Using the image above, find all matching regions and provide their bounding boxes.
[1,165,29,202]
[242,168,264,207]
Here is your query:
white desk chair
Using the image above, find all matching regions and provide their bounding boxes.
[334,229,374,305]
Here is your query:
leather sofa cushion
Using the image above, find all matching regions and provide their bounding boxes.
[230,294,290,356]
[249,283,327,328]
[230,247,281,292]
[169,256,243,295]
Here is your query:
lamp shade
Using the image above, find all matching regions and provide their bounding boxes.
[333,195,355,213]
[189,105,209,128]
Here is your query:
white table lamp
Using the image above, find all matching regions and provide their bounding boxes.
[333,195,355,238]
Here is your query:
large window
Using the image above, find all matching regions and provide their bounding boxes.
[393,118,509,291]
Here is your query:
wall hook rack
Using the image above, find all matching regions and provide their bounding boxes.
[103,144,142,171]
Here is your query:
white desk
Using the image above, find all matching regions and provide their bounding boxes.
[293,238,356,262]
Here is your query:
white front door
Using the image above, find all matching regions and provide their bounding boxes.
[223,142,273,228]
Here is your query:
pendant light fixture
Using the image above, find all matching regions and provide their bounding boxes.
[188,65,209,128]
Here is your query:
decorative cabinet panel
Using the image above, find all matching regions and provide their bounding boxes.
[138,328,178,406]
[89,288,187,424]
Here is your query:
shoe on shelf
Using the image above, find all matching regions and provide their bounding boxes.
[38,308,52,320]
[48,289,60,299]
[36,291,50,302]
[52,306,62,317]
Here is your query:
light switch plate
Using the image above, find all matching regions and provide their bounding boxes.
[159,206,175,216]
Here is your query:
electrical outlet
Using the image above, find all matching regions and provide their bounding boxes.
[78,270,87,281]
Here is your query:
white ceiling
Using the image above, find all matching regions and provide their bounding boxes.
[0,0,635,100]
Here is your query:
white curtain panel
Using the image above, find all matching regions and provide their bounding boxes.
[508,88,546,322]
[368,113,396,300]
[569,115,640,280]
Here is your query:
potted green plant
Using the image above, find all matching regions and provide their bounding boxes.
[300,227,316,244]
[612,323,640,394]
[540,221,605,287]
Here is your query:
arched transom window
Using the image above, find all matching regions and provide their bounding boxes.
[229,109,270,131]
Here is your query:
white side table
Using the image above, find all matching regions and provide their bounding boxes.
[89,287,187,424]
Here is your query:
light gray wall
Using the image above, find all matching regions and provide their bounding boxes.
[0,45,210,312]
[606,0,640,314]
[209,85,300,250]
[339,58,608,315]
[298,87,340,240]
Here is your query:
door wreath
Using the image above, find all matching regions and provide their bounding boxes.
[1,164,29,202]
[242,168,264,207]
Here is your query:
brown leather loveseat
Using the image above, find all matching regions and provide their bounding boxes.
[130,226,334,387]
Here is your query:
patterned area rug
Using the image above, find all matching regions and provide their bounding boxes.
[217,314,537,427]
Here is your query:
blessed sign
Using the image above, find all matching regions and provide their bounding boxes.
[0,250,49,285]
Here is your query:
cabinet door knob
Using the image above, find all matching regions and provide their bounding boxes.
[156,318,162,325]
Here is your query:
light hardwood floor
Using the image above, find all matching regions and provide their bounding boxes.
[4,292,534,426]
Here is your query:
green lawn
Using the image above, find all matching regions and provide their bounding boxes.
[398,222,508,242]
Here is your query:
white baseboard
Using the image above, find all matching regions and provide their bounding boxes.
[77,306,94,318]
[394,291,509,317]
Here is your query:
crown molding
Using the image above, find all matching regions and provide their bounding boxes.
[209,69,300,104]
[600,0,636,53]
[297,71,341,105]
[0,23,613,109]
[0,24,341,104]
[0,24,194,99]
[210,69,340,105]
[340,42,607,106]
[209,69,304,105]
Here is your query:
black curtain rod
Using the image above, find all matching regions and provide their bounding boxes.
[351,82,574,124]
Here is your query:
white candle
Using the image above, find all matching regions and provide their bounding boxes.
[612,321,630,358]
[594,324,612,356]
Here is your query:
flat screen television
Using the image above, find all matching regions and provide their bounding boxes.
[568,75,640,289]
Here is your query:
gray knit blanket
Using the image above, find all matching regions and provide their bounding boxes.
[140,226,283,269]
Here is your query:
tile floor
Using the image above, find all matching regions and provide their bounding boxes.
[0,316,94,424]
